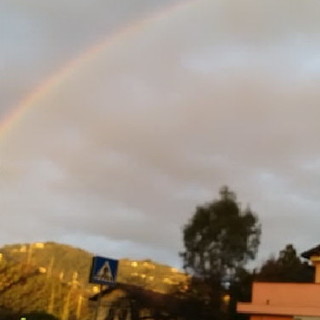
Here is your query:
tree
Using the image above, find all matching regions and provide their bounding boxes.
[0,307,19,320]
[20,311,59,320]
[180,186,261,320]
[256,244,314,283]
[181,186,261,280]
[228,267,255,320]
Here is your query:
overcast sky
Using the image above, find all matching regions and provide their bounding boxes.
[1,0,320,269]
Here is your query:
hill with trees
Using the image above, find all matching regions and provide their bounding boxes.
[0,242,188,320]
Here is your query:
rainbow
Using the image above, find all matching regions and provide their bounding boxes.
[0,0,200,140]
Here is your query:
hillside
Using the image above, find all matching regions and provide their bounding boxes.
[0,242,188,319]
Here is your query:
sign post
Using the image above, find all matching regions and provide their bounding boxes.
[89,256,118,320]
[93,284,103,320]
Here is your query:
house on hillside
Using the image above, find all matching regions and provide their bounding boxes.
[237,245,320,320]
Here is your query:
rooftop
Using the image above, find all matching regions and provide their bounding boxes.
[301,245,320,260]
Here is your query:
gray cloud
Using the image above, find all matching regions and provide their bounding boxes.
[1,0,320,268]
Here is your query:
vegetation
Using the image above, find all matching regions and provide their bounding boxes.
[181,186,261,279]
[21,311,59,320]
[256,244,313,283]
[180,186,261,320]
[0,242,188,320]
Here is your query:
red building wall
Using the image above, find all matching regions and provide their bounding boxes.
[237,282,320,319]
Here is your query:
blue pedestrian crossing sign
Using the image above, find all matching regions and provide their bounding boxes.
[89,256,118,285]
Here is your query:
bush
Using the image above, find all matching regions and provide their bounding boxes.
[20,311,59,320]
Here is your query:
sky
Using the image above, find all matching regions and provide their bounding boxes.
[1,0,320,269]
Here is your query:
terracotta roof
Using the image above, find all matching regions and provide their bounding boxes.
[301,245,320,259]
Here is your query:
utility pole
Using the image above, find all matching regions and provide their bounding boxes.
[93,284,103,320]
[61,272,79,320]
[47,256,55,279]
[47,281,55,314]
[26,243,33,266]
[61,287,72,320]
[46,256,55,315]
[24,243,34,274]
[76,294,83,320]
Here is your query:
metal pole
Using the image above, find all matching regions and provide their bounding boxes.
[76,294,83,320]
[93,284,103,320]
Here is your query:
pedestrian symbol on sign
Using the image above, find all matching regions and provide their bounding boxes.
[96,261,113,282]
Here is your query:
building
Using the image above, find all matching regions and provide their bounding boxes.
[90,282,187,320]
[237,245,320,320]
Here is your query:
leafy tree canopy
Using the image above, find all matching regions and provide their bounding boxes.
[181,186,261,281]
[256,244,314,283]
